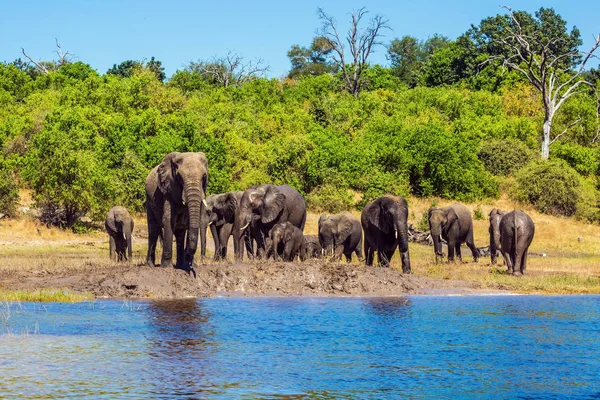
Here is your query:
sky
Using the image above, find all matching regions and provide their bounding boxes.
[1,0,599,79]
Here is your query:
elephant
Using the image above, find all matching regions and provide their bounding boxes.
[233,184,306,260]
[200,191,245,261]
[318,212,363,262]
[300,235,322,261]
[428,203,479,263]
[489,208,505,265]
[105,206,134,262]
[145,152,208,272]
[361,196,411,272]
[269,221,304,261]
[499,210,535,276]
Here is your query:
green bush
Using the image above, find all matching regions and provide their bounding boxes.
[515,160,581,216]
[0,166,19,217]
[478,138,534,176]
[305,185,354,213]
[575,178,600,222]
[550,142,598,176]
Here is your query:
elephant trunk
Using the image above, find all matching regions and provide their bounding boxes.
[184,183,204,269]
[431,227,443,262]
[395,220,409,253]
[124,223,133,261]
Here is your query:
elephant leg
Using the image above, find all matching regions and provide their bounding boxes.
[211,224,221,261]
[455,244,462,263]
[344,253,352,263]
[161,202,174,268]
[521,250,528,275]
[174,229,186,270]
[381,250,395,268]
[220,224,233,259]
[447,238,456,263]
[109,235,116,262]
[355,236,363,260]
[400,248,411,274]
[502,250,513,274]
[364,241,374,266]
[283,242,294,262]
[513,249,525,276]
[127,234,133,262]
[466,230,479,262]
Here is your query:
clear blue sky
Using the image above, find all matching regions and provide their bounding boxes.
[1,0,598,78]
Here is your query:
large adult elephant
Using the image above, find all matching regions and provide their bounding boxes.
[200,191,244,261]
[105,206,134,262]
[428,203,479,263]
[499,210,535,276]
[318,211,363,262]
[145,152,208,272]
[361,196,411,273]
[233,184,306,260]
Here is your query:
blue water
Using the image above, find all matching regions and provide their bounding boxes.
[0,296,599,398]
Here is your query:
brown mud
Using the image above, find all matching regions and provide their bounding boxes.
[0,260,502,299]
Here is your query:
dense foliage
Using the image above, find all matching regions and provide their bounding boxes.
[1,6,599,227]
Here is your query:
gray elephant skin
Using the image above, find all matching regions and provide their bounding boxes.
[105,206,134,262]
[233,184,306,260]
[300,235,322,261]
[145,152,208,272]
[361,196,411,272]
[497,209,535,276]
[269,221,304,261]
[201,191,244,260]
[318,211,363,262]
[489,208,504,265]
[428,203,479,263]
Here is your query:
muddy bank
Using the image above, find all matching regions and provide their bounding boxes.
[0,261,503,299]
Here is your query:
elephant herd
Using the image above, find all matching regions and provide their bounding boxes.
[104,152,535,276]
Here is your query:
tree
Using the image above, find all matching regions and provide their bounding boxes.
[20,39,73,75]
[481,6,599,158]
[190,52,269,88]
[317,7,389,96]
[106,57,165,81]
[388,34,450,87]
[287,36,337,78]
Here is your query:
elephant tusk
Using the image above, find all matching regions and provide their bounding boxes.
[123,232,127,241]
[208,221,213,226]
[203,199,208,208]
[240,222,250,231]
[182,200,186,206]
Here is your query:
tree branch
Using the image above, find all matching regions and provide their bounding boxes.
[550,116,582,144]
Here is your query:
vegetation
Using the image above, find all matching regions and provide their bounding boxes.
[0,6,599,229]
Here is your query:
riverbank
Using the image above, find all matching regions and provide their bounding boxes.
[1,195,600,301]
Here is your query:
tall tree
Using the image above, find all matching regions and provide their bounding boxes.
[388,34,449,87]
[317,7,389,96]
[287,36,337,78]
[479,6,598,158]
[107,57,165,81]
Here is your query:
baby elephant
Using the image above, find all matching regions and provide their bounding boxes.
[300,234,323,261]
[428,203,479,263]
[490,209,535,276]
[105,206,134,262]
[318,212,363,262]
[270,221,304,261]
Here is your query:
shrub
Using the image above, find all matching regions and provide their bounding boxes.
[515,159,581,216]
[550,142,598,176]
[473,205,485,221]
[305,185,354,213]
[478,138,534,176]
[0,167,19,217]
[575,178,600,222]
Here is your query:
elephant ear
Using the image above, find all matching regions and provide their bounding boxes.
[223,192,238,223]
[105,210,117,233]
[337,215,353,244]
[446,207,458,228]
[318,214,327,231]
[197,152,208,194]
[284,226,293,243]
[365,199,390,234]
[261,186,285,224]
[158,152,180,195]
[489,208,497,219]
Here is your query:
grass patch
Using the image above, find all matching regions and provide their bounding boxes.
[0,289,92,302]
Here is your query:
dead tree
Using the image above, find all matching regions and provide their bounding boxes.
[195,52,269,88]
[21,38,74,75]
[317,7,389,96]
[482,6,600,159]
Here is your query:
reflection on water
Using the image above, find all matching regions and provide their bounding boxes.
[0,296,599,398]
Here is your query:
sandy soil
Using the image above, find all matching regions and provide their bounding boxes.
[0,259,502,299]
